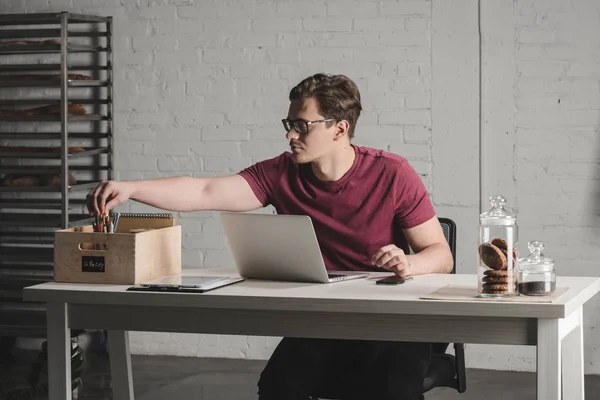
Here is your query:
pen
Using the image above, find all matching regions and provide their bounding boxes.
[113,212,120,233]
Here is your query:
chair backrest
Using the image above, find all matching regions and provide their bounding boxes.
[438,218,456,274]
[435,218,467,394]
[431,217,458,355]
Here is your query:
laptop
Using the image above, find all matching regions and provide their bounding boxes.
[220,212,369,283]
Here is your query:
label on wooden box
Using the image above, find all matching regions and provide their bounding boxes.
[82,255,106,273]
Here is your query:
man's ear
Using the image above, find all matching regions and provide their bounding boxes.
[334,120,350,141]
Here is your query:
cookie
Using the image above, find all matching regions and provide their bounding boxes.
[481,288,508,295]
[483,275,511,284]
[482,283,510,291]
[483,270,509,277]
[491,238,507,251]
[491,238,518,264]
[478,243,507,270]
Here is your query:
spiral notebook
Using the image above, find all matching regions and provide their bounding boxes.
[127,275,245,293]
[114,212,176,233]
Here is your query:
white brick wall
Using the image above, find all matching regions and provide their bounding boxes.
[513,0,600,373]
[3,0,600,374]
[475,0,600,373]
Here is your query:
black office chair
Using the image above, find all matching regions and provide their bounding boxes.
[424,218,466,394]
[310,217,466,400]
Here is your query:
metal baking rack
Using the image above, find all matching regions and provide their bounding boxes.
[0,12,113,338]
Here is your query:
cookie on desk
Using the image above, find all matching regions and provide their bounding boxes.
[478,243,507,270]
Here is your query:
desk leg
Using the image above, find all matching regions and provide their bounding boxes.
[108,330,134,400]
[47,302,71,400]
[537,318,561,400]
[562,307,585,400]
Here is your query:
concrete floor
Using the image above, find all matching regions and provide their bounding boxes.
[3,345,600,399]
[98,355,600,400]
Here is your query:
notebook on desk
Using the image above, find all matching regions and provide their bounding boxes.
[127,275,245,293]
[114,212,176,233]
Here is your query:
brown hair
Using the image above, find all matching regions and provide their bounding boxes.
[289,73,362,139]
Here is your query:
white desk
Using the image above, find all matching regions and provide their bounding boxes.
[23,269,600,400]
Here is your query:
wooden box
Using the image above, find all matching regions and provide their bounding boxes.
[54,225,181,284]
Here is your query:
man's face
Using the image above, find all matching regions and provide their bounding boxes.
[285,97,337,164]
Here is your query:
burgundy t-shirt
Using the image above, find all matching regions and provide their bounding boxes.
[238,145,436,272]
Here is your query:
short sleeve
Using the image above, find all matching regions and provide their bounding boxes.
[237,153,288,207]
[393,160,436,229]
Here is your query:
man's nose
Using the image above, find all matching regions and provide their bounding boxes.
[286,128,299,140]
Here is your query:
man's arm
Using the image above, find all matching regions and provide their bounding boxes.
[371,216,454,277]
[403,216,454,275]
[87,175,264,215]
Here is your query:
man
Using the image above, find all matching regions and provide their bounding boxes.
[87,73,453,400]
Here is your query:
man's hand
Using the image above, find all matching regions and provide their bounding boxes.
[87,180,135,216]
[371,244,411,278]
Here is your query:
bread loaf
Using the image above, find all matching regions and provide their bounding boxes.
[0,146,86,154]
[1,173,77,187]
[0,103,86,116]
[1,174,41,187]
[0,73,92,81]
[0,39,61,47]
[41,173,77,187]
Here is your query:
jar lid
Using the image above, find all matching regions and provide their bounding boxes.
[480,195,516,226]
[518,241,555,272]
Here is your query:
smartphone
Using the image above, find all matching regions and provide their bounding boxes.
[375,275,413,285]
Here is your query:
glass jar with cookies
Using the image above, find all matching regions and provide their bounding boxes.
[478,195,518,297]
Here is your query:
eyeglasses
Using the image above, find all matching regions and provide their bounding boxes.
[282,118,335,134]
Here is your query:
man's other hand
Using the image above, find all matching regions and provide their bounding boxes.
[371,245,411,278]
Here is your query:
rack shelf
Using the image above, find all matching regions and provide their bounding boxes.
[0,63,109,74]
[0,11,114,338]
[0,237,54,245]
[0,114,108,122]
[0,80,109,88]
[0,271,53,287]
[0,99,110,106]
[0,231,56,244]
[0,303,47,338]
[0,166,110,174]
[0,181,104,193]
[0,29,108,40]
[0,44,107,55]
[0,147,108,159]
[0,132,111,140]
[0,198,86,207]
[0,246,54,261]
[0,213,93,228]
[0,13,109,26]
[0,64,108,73]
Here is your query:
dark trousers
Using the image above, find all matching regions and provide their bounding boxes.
[258,338,431,400]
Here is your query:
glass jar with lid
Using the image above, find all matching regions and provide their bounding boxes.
[478,195,518,298]
[517,241,556,296]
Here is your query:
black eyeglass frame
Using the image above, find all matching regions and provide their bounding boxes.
[282,118,336,134]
